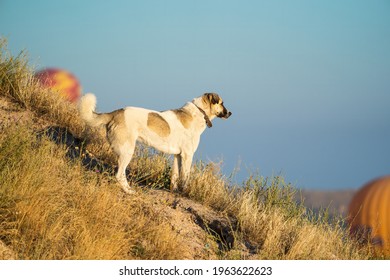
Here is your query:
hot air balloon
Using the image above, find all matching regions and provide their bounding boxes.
[348,176,390,255]
[35,68,81,103]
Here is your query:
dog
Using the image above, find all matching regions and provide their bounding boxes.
[78,92,232,194]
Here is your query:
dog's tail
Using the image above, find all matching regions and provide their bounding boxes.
[78,93,111,127]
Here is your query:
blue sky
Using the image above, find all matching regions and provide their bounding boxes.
[1,0,389,189]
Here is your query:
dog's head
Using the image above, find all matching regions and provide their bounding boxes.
[202,93,232,119]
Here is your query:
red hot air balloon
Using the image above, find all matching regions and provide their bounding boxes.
[348,176,390,255]
[35,68,82,103]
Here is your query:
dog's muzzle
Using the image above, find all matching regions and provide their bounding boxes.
[218,109,232,119]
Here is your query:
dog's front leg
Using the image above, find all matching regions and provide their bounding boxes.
[170,154,181,191]
[179,153,193,190]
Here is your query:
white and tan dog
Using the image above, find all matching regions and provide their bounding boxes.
[78,93,232,194]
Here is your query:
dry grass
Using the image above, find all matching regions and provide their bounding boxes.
[185,168,372,259]
[0,124,188,259]
[0,37,376,259]
[185,162,233,210]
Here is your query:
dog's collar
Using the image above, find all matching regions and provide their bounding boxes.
[192,102,212,128]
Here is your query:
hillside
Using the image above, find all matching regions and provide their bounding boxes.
[0,38,375,260]
[0,93,246,259]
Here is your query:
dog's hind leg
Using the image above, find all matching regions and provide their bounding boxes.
[115,141,136,194]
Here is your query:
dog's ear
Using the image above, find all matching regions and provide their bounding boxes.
[205,93,220,105]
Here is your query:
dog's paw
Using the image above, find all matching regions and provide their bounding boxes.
[121,185,136,195]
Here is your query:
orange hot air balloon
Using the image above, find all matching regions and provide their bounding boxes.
[348,176,390,255]
[35,68,81,103]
